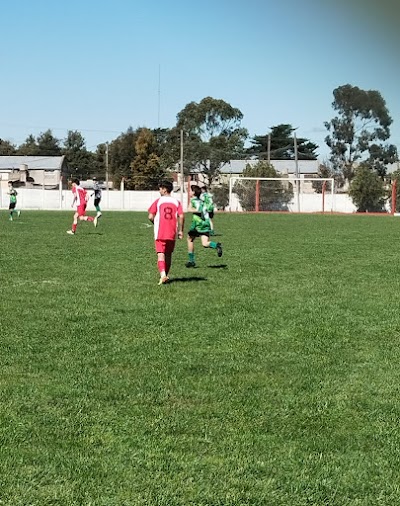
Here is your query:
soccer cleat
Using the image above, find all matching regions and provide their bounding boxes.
[216,243,223,257]
[67,230,75,235]
[158,275,170,285]
[94,216,98,228]
[185,261,196,268]
[97,212,102,218]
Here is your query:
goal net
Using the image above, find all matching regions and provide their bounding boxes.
[228,177,335,213]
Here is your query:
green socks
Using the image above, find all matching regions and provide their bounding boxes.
[188,253,195,263]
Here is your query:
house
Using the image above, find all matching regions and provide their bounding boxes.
[0,156,66,189]
[183,159,320,185]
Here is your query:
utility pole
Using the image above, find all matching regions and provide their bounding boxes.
[180,129,184,204]
[105,142,109,207]
[294,132,300,212]
[267,134,271,164]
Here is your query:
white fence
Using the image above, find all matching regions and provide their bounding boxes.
[0,187,379,214]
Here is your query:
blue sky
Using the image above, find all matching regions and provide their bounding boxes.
[1,0,399,159]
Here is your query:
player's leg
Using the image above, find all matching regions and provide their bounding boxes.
[164,241,175,278]
[9,203,14,221]
[67,211,79,234]
[200,234,223,257]
[186,233,196,267]
[95,198,102,217]
[156,241,169,284]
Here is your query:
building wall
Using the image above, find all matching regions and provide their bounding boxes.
[0,187,385,214]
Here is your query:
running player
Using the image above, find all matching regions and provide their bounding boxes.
[201,185,215,234]
[91,177,102,221]
[148,180,184,285]
[186,185,222,268]
[67,179,96,235]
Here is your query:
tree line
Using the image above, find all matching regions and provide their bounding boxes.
[0,84,398,211]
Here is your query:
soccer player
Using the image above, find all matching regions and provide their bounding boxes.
[91,177,102,221]
[201,185,215,234]
[148,180,184,285]
[186,185,222,268]
[7,182,21,221]
[67,179,96,235]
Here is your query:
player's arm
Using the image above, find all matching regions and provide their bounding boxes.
[148,212,155,224]
[177,213,184,239]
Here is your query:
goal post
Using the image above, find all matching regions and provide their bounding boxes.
[228,177,335,213]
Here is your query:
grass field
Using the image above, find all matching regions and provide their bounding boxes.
[2,210,400,505]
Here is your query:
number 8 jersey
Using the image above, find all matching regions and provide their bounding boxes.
[148,196,183,240]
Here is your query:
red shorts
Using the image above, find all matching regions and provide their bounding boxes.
[77,204,87,217]
[155,240,175,254]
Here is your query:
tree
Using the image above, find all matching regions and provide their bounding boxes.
[108,127,140,188]
[248,124,318,160]
[62,130,95,180]
[130,128,169,190]
[176,97,248,185]
[36,130,62,156]
[235,161,293,211]
[325,84,397,180]
[212,184,229,210]
[0,139,16,155]
[349,164,387,212]
[17,134,40,155]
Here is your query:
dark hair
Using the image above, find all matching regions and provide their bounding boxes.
[159,180,173,193]
[72,178,80,185]
[202,186,208,192]
[191,185,202,197]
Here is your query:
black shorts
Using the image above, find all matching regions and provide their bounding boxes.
[208,211,214,219]
[94,198,101,207]
[188,229,210,238]
[9,202,16,210]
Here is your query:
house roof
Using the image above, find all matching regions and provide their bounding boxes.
[219,159,319,174]
[0,155,65,170]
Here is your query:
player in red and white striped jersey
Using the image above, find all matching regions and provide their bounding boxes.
[148,181,184,285]
[67,179,96,235]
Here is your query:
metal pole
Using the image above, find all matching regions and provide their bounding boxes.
[180,129,184,204]
[267,134,271,164]
[105,142,109,209]
[294,132,300,212]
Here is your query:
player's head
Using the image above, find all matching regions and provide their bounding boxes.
[93,177,97,181]
[159,180,173,195]
[191,185,202,198]
[201,186,208,193]
[8,181,13,187]
[72,178,80,187]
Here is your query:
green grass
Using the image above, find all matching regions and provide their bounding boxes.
[2,211,400,505]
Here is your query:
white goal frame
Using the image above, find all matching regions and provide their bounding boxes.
[228,177,335,213]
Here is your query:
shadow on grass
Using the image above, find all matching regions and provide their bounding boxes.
[207,264,228,269]
[169,276,207,283]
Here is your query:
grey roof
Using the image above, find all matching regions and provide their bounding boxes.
[219,159,319,174]
[0,156,65,170]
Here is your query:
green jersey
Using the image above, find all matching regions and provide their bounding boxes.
[9,188,17,203]
[201,191,214,212]
[189,196,211,233]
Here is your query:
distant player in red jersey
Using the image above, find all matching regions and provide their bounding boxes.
[67,179,96,235]
[148,180,184,285]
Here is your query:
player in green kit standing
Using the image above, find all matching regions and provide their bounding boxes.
[7,182,21,221]
[186,185,222,268]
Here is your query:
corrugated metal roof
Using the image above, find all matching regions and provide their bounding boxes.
[0,156,65,170]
